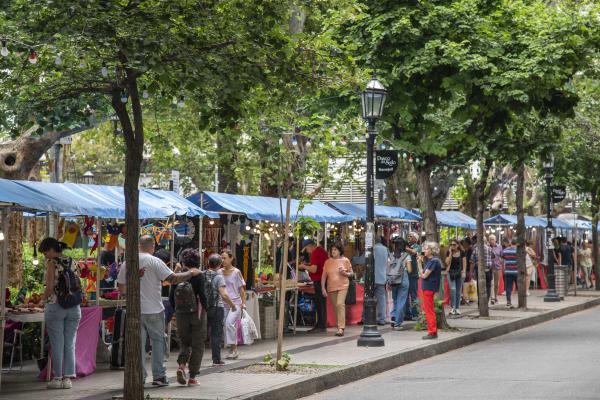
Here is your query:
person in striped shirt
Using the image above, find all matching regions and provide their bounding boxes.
[502,239,518,308]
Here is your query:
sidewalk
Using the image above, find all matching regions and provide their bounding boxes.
[1,289,599,400]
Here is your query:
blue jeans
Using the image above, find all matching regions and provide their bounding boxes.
[391,272,410,326]
[44,303,81,378]
[505,273,518,304]
[141,311,166,381]
[404,275,419,319]
[375,284,387,324]
[448,275,463,310]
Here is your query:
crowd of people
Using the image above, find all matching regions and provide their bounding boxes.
[35,229,596,391]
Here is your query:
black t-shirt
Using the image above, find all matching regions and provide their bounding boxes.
[168,270,207,310]
[449,250,464,273]
[560,244,572,266]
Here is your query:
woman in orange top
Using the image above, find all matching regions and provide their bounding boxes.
[321,242,353,337]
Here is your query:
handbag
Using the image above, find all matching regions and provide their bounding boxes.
[345,277,356,305]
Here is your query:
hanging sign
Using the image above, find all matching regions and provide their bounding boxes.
[375,150,399,179]
[552,186,566,203]
[171,170,180,194]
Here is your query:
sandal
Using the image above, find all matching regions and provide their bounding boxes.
[335,329,344,337]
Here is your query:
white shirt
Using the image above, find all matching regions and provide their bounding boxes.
[116,252,173,314]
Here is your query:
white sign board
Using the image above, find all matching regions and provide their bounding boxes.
[171,170,180,194]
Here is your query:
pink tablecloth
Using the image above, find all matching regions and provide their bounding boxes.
[40,306,102,380]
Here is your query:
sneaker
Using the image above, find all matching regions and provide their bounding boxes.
[151,377,170,387]
[62,377,72,389]
[455,309,461,315]
[507,303,513,309]
[229,351,239,360]
[392,325,404,331]
[176,368,187,385]
[212,360,226,367]
[490,298,496,305]
[422,333,438,340]
[188,377,199,386]
[47,378,63,389]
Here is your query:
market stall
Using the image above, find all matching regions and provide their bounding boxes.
[187,191,356,334]
[0,178,217,388]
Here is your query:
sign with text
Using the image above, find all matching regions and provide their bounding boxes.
[375,150,399,179]
[552,186,566,203]
[171,170,180,194]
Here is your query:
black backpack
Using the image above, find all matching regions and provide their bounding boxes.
[54,257,83,309]
[203,270,221,311]
[174,281,197,313]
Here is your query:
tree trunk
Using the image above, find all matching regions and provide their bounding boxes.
[476,159,492,317]
[0,126,90,286]
[113,75,144,399]
[416,166,438,241]
[216,128,238,193]
[592,190,600,291]
[515,161,527,308]
[7,212,23,287]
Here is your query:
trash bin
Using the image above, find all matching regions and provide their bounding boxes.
[555,265,568,299]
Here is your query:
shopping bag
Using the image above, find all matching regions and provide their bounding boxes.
[241,310,259,345]
[345,278,357,305]
[463,280,478,302]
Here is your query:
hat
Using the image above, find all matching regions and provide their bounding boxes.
[301,239,315,250]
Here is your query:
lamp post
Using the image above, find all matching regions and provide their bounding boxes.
[543,155,560,302]
[82,170,95,185]
[358,74,387,347]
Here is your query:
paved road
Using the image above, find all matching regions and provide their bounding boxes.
[305,306,600,400]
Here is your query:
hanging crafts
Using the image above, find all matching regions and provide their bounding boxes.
[105,223,122,251]
[61,221,80,248]
[83,216,95,237]
[90,233,99,255]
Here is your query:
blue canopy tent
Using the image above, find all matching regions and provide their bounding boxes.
[484,214,573,230]
[187,191,353,223]
[326,202,421,221]
[408,209,477,229]
[0,179,217,219]
[436,211,477,230]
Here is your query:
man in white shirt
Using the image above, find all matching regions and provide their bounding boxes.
[117,235,200,387]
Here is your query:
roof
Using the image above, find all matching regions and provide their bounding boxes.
[0,179,218,219]
[187,191,354,223]
[483,214,572,229]
[327,202,421,221]
[409,209,477,229]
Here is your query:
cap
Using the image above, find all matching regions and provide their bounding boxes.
[301,239,315,250]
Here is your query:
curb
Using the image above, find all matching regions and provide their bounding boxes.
[236,297,600,400]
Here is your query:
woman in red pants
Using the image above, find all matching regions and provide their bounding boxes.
[419,242,442,340]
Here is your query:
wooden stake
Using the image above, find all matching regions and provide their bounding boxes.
[276,195,292,370]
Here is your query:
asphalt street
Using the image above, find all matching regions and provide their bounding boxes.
[305,305,600,400]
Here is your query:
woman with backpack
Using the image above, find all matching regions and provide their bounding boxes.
[387,238,411,331]
[169,248,206,386]
[220,250,246,360]
[39,237,82,390]
[445,240,466,315]
[321,242,353,337]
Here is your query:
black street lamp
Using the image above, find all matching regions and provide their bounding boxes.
[82,170,95,185]
[358,74,387,347]
[543,155,560,302]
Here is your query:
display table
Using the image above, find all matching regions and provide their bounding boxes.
[39,306,102,380]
